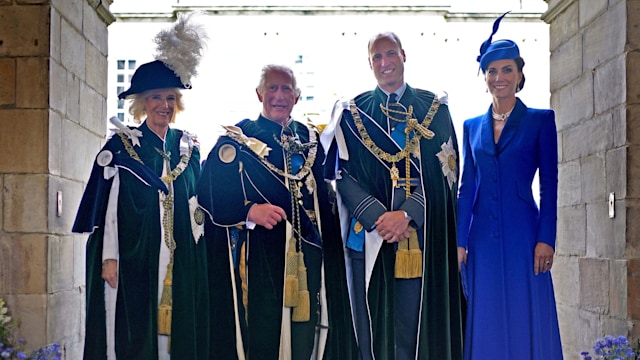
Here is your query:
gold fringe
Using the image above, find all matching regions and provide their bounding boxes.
[292,253,310,322]
[240,242,248,323]
[395,229,422,279]
[284,236,299,307]
[158,263,173,336]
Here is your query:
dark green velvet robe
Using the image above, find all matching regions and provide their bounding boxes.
[197,116,357,360]
[331,86,464,359]
[73,122,209,359]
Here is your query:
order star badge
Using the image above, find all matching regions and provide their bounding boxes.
[436,136,457,189]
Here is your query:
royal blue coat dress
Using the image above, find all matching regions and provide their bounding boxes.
[457,98,563,359]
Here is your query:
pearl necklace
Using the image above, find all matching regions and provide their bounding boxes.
[492,105,514,121]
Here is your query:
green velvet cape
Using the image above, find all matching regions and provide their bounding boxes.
[197,116,357,359]
[75,122,209,359]
[337,86,465,359]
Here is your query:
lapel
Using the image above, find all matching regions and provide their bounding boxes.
[481,98,526,155]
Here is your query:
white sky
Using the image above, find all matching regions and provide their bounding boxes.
[108,2,550,159]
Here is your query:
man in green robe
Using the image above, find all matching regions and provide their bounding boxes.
[72,57,209,358]
[197,64,356,360]
[321,32,464,359]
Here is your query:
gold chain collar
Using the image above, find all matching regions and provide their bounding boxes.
[227,125,319,181]
[350,97,440,195]
[116,132,193,185]
[350,97,440,163]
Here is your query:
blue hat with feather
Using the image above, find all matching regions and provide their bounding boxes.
[477,12,520,73]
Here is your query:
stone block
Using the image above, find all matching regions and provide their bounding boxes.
[594,55,626,115]
[3,294,47,348]
[629,1,640,51]
[551,74,593,130]
[50,7,61,62]
[583,1,626,72]
[0,234,47,293]
[0,6,50,57]
[61,18,86,80]
[47,235,74,292]
[586,201,622,259]
[49,60,67,114]
[79,82,107,136]
[0,58,15,105]
[612,106,626,148]
[48,175,85,234]
[562,115,611,161]
[558,159,581,206]
[4,174,48,232]
[61,113,104,182]
[557,205,586,256]
[549,1,578,51]
[552,255,579,306]
[0,109,48,173]
[48,110,62,176]
[16,57,48,109]
[85,42,108,97]
[629,144,640,198]
[48,289,82,344]
[550,34,582,91]
[582,153,607,203]
[66,72,81,123]
[83,0,109,55]
[52,0,83,33]
[608,259,627,319]
[562,310,603,359]
[556,304,579,357]
[628,51,640,104]
[629,259,640,318]
[606,146,626,199]
[578,0,607,28]
[627,199,640,258]
[579,257,609,313]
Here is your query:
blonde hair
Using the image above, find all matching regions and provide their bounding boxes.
[127,88,185,123]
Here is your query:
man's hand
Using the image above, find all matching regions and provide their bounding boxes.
[375,210,411,243]
[102,259,118,289]
[248,203,287,230]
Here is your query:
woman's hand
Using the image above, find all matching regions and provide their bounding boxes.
[457,246,467,272]
[534,242,555,275]
[102,259,118,288]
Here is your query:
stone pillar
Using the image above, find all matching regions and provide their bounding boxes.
[543,0,640,357]
[0,0,114,358]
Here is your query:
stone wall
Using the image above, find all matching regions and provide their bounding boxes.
[543,0,639,357]
[0,1,114,358]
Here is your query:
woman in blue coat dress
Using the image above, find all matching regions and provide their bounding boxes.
[456,13,563,360]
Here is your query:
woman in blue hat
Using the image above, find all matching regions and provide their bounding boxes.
[456,13,563,359]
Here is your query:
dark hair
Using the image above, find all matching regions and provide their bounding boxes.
[515,56,526,92]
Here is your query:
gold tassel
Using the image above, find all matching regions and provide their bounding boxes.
[292,252,310,322]
[158,263,173,335]
[395,228,422,279]
[239,242,249,323]
[284,236,299,307]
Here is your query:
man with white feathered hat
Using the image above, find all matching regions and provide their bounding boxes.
[72,13,210,359]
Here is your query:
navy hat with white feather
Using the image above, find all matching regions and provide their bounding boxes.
[118,12,208,99]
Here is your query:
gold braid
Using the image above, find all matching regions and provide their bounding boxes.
[349,97,440,195]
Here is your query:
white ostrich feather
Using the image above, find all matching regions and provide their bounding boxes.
[154,12,208,86]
